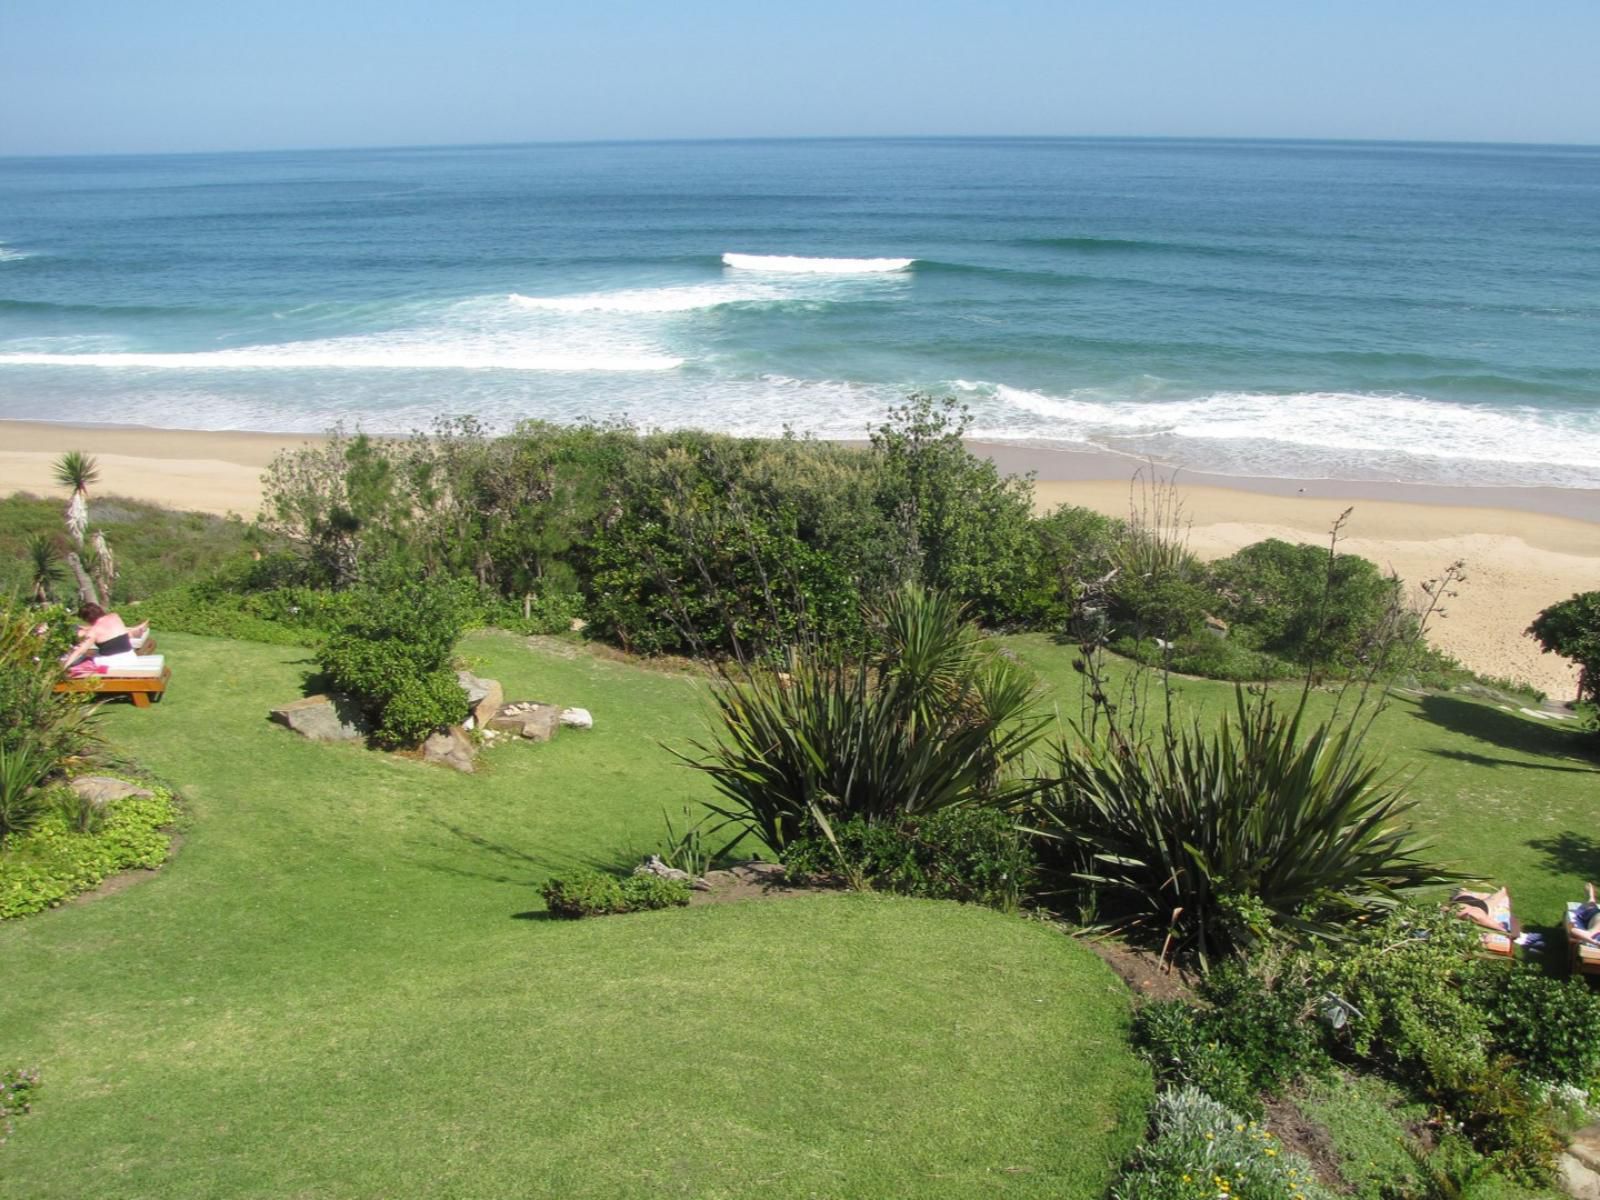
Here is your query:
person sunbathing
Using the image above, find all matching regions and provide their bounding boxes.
[1572,883,1600,944]
[1451,887,1512,932]
[62,603,149,669]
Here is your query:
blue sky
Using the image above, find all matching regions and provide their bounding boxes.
[5,0,1597,155]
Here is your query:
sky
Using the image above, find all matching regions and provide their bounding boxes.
[3,0,1598,156]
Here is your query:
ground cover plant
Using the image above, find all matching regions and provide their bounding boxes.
[0,630,1151,1198]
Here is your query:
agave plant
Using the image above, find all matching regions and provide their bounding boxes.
[682,585,1046,854]
[53,450,99,544]
[0,739,53,846]
[1034,688,1455,965]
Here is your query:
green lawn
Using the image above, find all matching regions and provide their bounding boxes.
[1,631,1150,1199]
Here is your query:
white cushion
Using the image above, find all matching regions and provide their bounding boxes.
[102,655,164,678]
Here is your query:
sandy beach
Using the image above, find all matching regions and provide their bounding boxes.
[3,421,1594,699]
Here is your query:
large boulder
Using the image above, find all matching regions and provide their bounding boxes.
[456,671,505,728]
[487,701,561,743]
[559,707,593,730]
[270,694,365,742]
[422,725,477,773]
[69,776,153,806]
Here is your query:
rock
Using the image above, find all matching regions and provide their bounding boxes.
[456,671,504,727]
[1561,1151,1600,1200]
[635,855,694,885]
[270,694,365,742]
[488,701,561,743]
[422,725,477,773]
[1570,1122,1600,1175]
[68,776,152,806]
[569,617,588,633]
[558,706,593,730]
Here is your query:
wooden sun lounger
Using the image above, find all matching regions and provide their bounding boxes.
[1567,903,1600,976]
[54,666,171,707]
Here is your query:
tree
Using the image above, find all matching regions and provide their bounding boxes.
[52,450,107,607]
[1528,591,1600,709]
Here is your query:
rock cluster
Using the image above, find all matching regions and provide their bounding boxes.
[269,694,365,742]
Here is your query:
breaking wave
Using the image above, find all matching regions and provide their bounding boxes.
[722,253,915,274]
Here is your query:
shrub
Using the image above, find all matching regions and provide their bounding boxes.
[782,807,1035,911]
[685,586,1044,854]
[1110,574,1212,641]
[1198,954,1330,1090]
[1112,1087,1336,1200]
[541,870,690,918]
[0,785,177,918]
[0,598,96,766]
[618,874,692,911]
[1471,967,1600,1090]
[1035,689,1453,964]
[1130,1001,1263,1119]
[318,571,469,748]
[1211,539,1403,673]
[1428,1055,1562,1185]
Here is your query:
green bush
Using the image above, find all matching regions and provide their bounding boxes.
[541,869,690,918]
[0,785,177,919]
[1211,539,1403,674]
[686,586,1044,854]
[618,874,693,911]
[782,807,1035,911]
[1198,954,1330,1090]
[1111,1086,1336,1200]
[1428,1055,1562,1186]
[0,742,53,847]
[318,571,469,748]
[1035,689,1452,964]
[0,598,97,766]
[1472,967,1600,1090]
[1130,1001,1263,1119]
[1109,573,1212,641]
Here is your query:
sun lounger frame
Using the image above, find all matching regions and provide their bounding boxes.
[54,667,171,708]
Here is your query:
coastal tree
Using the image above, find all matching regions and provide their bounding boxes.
[1528,591,1600,714]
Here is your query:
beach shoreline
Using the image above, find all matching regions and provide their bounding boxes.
[3,418,1592,698]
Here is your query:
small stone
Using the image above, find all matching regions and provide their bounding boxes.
[68,776,152,805]
[270,694,365,742]
[422,725,477,773]
[558,707,593,730]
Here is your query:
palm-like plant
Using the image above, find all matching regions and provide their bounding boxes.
[0,739,53,846]
[54,450,99,546]
[683,585,1046,854]
[25,534,63,604]
[1034,688,1455,966]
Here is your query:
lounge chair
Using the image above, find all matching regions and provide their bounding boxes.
[54,655,170,707]
[1567,902,1600,976]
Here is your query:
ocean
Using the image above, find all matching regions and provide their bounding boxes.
[1,137,1598,488]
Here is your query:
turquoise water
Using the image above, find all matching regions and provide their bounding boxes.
[2,138,1598,487]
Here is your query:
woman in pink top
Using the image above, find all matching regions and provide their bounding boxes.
[63,603,149,668]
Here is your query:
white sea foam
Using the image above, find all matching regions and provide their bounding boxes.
[509,283,786,314]
[959,382,1600,483]
[0,346,682,371]
[721,253,914,274]
[0,242,34,262]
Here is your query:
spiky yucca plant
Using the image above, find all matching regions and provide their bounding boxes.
[683,586,1045,854]
[1035,688,1454,965]
[26,534,63,604]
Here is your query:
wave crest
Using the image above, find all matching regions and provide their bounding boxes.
[722,252,914,274]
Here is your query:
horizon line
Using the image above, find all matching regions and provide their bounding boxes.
[4,131,1599,162]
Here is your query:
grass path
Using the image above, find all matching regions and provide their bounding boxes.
[1,632,1149,1198]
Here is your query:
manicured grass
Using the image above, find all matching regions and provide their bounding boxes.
[0,631,1149,1198]
[1007,633,1600,950]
